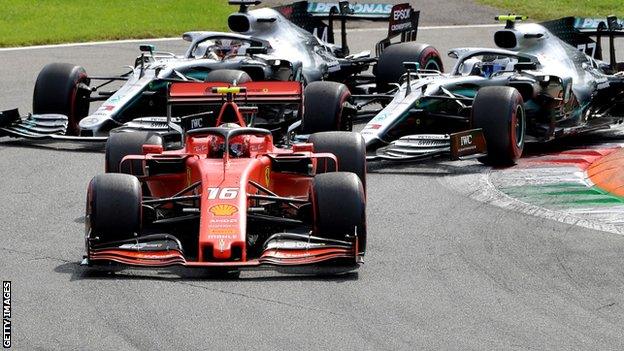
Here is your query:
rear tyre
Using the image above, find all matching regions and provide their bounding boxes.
[472,86,525,166]
[301,81,351,134]
[205,69,252,84]
[86,173,142,242]
[312,172,366,253]
[33,63,91,135]
[376,42,443,91]
[308,131,366,189]
[105,131,163,174]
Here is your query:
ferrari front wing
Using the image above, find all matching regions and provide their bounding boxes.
[83,232,362,272]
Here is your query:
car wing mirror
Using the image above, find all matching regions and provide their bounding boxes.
[515,62,537,71]
[247,46,268,55]
[140,44,155,54]
[403,62,420,70]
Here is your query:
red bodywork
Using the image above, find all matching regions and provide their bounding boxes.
[88,81,360,270]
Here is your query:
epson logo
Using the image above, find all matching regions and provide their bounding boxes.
[393,8,411,21]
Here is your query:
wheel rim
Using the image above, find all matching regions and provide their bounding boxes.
[514,105,525,148]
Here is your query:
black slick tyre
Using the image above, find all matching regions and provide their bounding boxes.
[376,42,443,91]
[86,173,142,242]
[308,131,366,189]
[311,172,366,253]
[472,86,525,166]
[301,81,351,134]
[33,63,91,135]
[105,132,163,174]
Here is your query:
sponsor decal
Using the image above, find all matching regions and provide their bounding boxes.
[209,204,238,216]
[460,135,472,147]
[264,167,271,187]
[408,140,446,147]
[119,243,165,250]
[307,2,392,15]
[3,281,10,349]
[210,218,238,224]
[450,129,486,158]
[107,95,122,103]
[576,17,624,30]
[371,113,388,122]
[207,228,237,235]
[102,105,115,111]
[388,3,416,37]
[190,117,203,129]
[206,234,237,239]
[393,7,411,20]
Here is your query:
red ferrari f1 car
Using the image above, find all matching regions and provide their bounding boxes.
[83,82,366,273]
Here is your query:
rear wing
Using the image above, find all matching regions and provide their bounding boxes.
[168,81,303,104]
[274,1,419,56]
[166,81,303,131]
[541,16,624,70]
[306,2,394,19]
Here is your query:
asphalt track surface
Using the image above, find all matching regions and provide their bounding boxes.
[3,9,624,351]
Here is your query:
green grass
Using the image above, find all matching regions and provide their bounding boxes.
[0,0,232,47]
[477,0,624,21]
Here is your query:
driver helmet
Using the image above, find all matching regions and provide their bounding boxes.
[208,123,250,158]
[481,57,511,78]
[208,39,243,60]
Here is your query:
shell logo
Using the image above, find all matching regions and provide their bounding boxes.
[209,204,238,216]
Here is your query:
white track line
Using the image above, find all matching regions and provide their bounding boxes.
[0,23,499,52]
[0,37,179,52]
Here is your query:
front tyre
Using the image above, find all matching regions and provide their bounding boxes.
[376,42,443,91]
[86,173,142,242]
[312,172,366,254]
[33,63,91,135]
[301,81,351,134]
[472,86,525,166]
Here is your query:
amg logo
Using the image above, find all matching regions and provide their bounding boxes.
[460,135,473,146]
[3,281,10,349]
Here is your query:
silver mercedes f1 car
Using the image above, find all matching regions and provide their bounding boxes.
[361,15,624,165]
[0,0,435,142]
